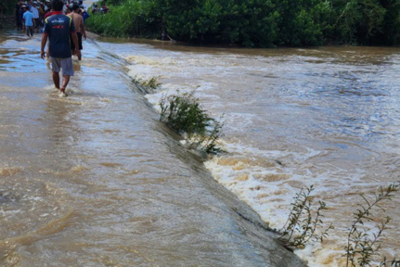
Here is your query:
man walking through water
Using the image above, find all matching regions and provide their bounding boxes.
[40,0,80,97]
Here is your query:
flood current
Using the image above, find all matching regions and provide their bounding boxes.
[0,29,306,267]
[1,28,400,266]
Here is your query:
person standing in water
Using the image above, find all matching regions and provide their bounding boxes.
[22,5,35,37]
[30,1,40,33]
[68,3,86,60]
[40,0,80,97]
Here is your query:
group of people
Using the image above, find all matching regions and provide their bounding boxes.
[91,3,109,14]
[15,0,48,36]
[15,0,89,37]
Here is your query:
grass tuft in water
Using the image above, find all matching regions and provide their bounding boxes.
[159,91,223,154]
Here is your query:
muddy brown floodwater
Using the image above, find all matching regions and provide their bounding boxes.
[98,38,400,266]
[0,30,305,266]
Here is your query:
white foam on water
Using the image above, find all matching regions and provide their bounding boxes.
[44,84,58,91]
[204,141,326,227]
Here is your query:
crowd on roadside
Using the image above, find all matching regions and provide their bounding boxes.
[90,2,108,14]
[15,0,89,37]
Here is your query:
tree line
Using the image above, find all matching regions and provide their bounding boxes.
[0,0,15,19]
[87,0,400,47]
[2,0,400,46]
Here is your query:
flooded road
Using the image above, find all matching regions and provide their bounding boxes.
[0,30,305,266]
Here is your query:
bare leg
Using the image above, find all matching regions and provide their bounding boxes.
[60,75,70,96]
[78,50,82,61]
[52,71,60,89]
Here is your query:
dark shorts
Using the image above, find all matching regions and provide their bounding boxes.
[70,32,83,51]
[35,18,40,26]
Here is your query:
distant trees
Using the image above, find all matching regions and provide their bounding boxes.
[0,0,15,15]
[86,0,400,47]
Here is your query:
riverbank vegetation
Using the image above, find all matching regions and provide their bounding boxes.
[280,183,400,267]
[159,91,223,155]
[279,185,333,250]
[0,0,14,15]
[86,0,400,47]
[132,77,223,155]
[0,0,14,27]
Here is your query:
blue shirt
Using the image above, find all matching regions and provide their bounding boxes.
[44,13,76,58]
[23,10,34,27]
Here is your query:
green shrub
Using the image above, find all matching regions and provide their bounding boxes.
[159,92,223,154]
[133,76,161,90]
[279,185,333,249]
[345,182,400,267]
[282,182,400,266]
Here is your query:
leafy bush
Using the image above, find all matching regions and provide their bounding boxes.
[133,76,161,90]
[159,92,223,154]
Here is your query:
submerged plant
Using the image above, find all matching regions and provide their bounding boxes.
[380,258,400,267]
[140,77,161,89]
[133,76,161,90]
[345,182,400,267]
[159,92,223,154]
[279,185,333,249]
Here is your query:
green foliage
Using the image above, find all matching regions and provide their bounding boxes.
[86,0,162,38]
[333,0,386,44]
[279,185,333,248]
[274,0,329,46]
[380,258,400,267]
[133,76,161,90]
[159,92,223,154]
[0,0,15,16]
[345,182,400,267]
[86,0,400,47]
[280,183,400,266]
[160,92,209,137]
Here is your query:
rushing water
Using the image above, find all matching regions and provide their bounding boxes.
[1,27,399,267]
[96,40,400,266]
[0,30,309,267]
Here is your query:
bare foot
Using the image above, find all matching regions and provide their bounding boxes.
[59,88,68,97]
